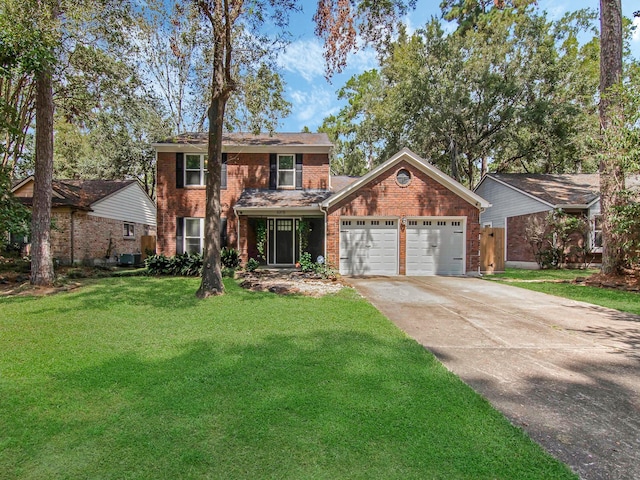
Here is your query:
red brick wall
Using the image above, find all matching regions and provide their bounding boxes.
[50,209,156,265]
[326,161,481,274]
[156,151,330,255]
[506,212,547,263]
[506,211,601,265]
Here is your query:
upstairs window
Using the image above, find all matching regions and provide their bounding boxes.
[277,154,295,188]
[185,154,207,186]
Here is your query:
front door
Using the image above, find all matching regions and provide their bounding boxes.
[275,218,294,264]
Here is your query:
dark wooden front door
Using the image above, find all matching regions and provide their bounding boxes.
[275,218,294,264]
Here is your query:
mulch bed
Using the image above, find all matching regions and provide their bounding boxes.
[236,269,344,297]
[576,272,640,293]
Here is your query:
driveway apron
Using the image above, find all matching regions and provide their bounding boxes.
[349,276,640,480]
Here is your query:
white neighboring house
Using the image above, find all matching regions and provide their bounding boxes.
[474,173,603,268]
[11,177,156,265]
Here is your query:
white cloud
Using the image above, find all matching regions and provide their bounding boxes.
[278,39,326,82]
[633,17,640,42]
[285,86,341,130]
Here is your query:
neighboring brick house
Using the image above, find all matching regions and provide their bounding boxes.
[474,173,604,268]
[154,133,489,276]
[11,177,156,265]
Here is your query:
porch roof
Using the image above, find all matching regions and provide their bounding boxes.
[234,189,332,212]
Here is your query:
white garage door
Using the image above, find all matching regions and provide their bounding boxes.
[339,219,398,275]
[406,219,465,276]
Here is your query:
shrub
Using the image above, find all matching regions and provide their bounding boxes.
[145,253,202,276]
[245,257,260,272]
[298,252,315,273]
[221,247,241,269]
[145,254,173,275]
[298,252,336,279]
[175,252,203,276]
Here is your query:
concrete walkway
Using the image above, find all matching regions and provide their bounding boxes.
[349,276,640,480]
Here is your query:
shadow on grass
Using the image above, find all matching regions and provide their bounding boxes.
[1,331,575,480]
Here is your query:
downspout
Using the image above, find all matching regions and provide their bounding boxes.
[320,205,328,263]
[233,205,240,256]
[70,209,75,265]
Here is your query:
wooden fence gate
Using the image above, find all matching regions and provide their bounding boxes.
[141,235,156,260]
[480,227,505,274]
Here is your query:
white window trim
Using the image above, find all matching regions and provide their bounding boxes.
[277,154,295,189]
[184,217,205,254]
[185,153,207,186]
[590,214,603,252]
[123,222,135,238]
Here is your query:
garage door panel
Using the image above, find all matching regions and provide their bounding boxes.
[406,220,464,276]
[340,220,398,275]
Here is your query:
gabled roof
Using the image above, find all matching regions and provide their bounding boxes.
[321,148,490,209]
[479,173,601,208]
[153,132,333,154]
[12,177,138,209]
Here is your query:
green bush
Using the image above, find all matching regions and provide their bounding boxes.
[298,252,315,273]
[298,252,336,279]
[145,253,202,276]
[245,258,260,272]
[221,247,241,269]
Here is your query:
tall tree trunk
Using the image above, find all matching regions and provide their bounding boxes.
[196,96,225,298]
[30,67,55,285]
[599,0,624,275]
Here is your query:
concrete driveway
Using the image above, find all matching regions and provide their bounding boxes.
[349,276,640,480]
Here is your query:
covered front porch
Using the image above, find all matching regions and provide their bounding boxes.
[233,189,332,267]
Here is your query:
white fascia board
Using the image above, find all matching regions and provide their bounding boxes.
[586,196,601,209]
[483,175,555,209]
[152,143,332,155]
[234,206,323,216]
[10,176,34,193]
[554,204,590,210]
[322,148,491,209]
[11,176,64,199]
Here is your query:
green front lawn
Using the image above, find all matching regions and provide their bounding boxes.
[487,268,640,316]
[488,267,600,281]
[0,278,576,479]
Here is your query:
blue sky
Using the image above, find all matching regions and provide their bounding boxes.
[275,1,640,133]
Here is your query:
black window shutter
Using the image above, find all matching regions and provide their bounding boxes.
[220,217,228,248]
[176,153,184,188]
[176,217,184,254]
[295,154,303,190]
[221,153,228,190]
[269,153,277,189]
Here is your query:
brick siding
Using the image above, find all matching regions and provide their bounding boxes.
[156,151,330,255]
[326,161,481,274]
[50,209,155,265]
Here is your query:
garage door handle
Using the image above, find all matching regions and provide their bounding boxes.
[431,245,438,247]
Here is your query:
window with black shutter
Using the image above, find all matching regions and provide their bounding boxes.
[220,217,228,248]
[295,154,303,190]
[269,153,277,189]
[176,153,184,188]
[176,217,184,254]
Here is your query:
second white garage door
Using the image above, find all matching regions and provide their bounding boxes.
[339,219,398,275]
[406,219,465,275]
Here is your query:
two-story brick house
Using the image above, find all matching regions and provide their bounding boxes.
[154,132,490,276]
